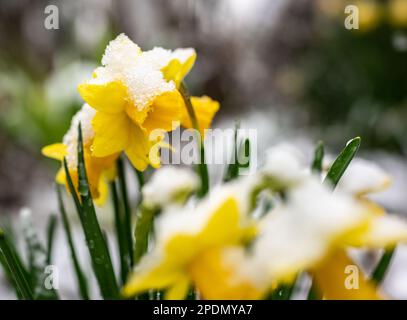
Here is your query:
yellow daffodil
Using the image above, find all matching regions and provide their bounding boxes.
[122,179,260,299]
[388,0,407,27]
[256,147,407,299]
[78,34,219,171]
[42,104,117,205]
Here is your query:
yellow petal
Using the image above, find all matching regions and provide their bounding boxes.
[42,143,67,161]
[313,250,382,300]
[350,215,407,248]
[189,247,264,300]
[55,167,66,184]
[78,81,127,114]
[94,177,109,206]
[181,96,220,134]
[91,111,131,157]
[142,91,184,133]
[124,124,151,171]
[162,49,196,86]
[164,276,190,300]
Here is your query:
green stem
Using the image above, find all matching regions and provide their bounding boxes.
[179,82,209,197]
[110,181,129,285]
[117,157,134,268]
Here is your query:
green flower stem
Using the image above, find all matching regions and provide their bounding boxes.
[180,82,209,197]
[117,157,134,268]
[56,185,89,300]
[0,229,33,300]
[110,180,129,285]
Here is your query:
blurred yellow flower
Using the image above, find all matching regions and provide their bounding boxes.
[122,181,259,299]
[78,34,219,170]
[42,104,117,205]
[388,0,407,27]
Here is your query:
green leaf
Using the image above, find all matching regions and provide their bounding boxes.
[56,185,90,300]
[21,210,59,300]
[46,214,57,265]
[311,141,324,174]
[117,157,134,268]
[224,122,240,182]
[372,248,395,284]
[110,180,129,285]
[64,123,119,299]
[238,138,251,169]
[0,228,33,299]
[324,137,361,188]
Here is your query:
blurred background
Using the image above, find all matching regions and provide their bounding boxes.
[1,0,407,298]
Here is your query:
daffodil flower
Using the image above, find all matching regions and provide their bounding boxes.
[78,34,219,171]
[122,179,259,299]
[255,149,407,299]
[42,104,117,205]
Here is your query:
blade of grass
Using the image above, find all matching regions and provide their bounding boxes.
[371,248,395,284]
[21,210,59,300]
[323,137,361,188]
[110,180,129,285]
[46,214,57,265]
[224,122,240,182]
[0,229,33,299]
[56,185,90,300]
[117,157,134,268]
[238,138,251,169]
[180,82,209,197]
[71,123,119,299]
[311,141,324,174]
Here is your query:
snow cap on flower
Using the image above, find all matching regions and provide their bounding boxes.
[261,143,309,186]
[337,158,392,196]
[142,166,200,209]
[101,33,141,68]
[62,103,96,168]
[249,176,368,283]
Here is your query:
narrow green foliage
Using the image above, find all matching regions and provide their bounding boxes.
[46,214,57,265]
[311,141,324,174]
[372,248,395,284]
[65,123,118,299]
[324,137,361,188]
[21,211,59,300]
[56,185,90,300]
[238,138,251,169]
[224,122,240,182]
[0,229,33,299]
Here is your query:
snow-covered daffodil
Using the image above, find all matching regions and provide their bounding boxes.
[42,104,117,205]
[78,34,219,171]
[122,179,260,299]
